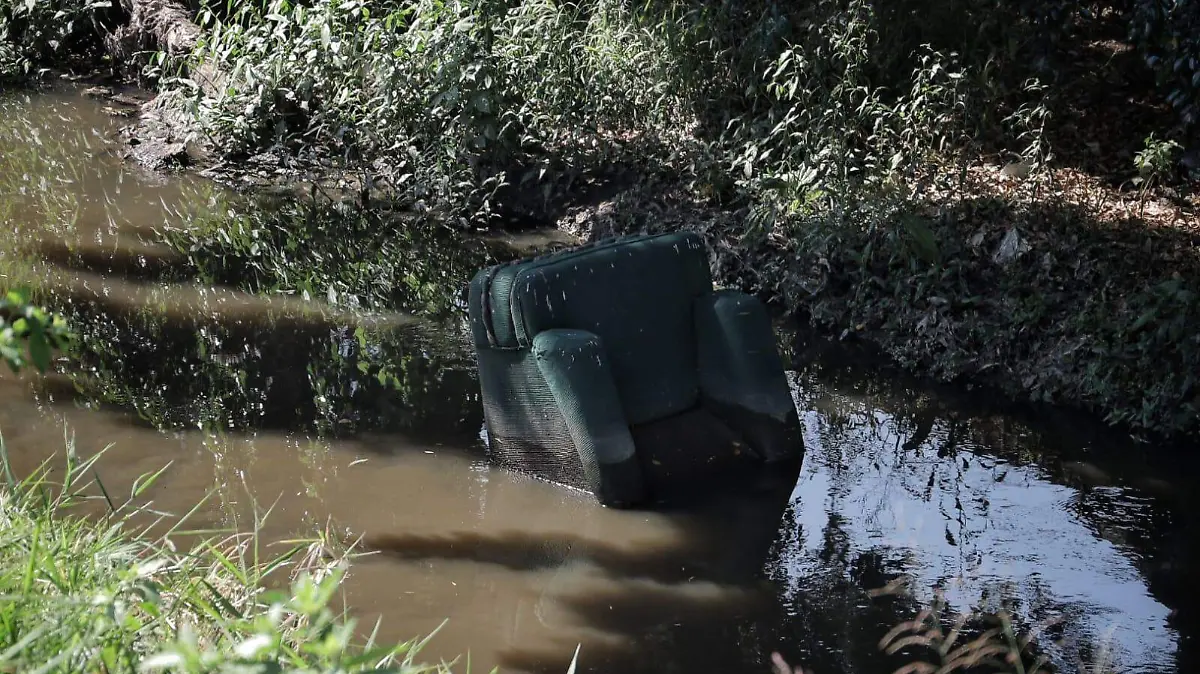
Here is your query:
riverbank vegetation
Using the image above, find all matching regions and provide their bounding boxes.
[3,0,1199,437]
[0,433,461,673]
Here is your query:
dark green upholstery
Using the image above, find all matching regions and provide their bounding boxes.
[468,232,801,507]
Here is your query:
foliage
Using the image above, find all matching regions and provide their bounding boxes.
[694,0,1054,210]
[4,0,1199,445]
[703,184,1200,439]
[170,0,1057,220]
[0,18,22,80]
[0,0,115,79]
[1129,0,1200,131]
[0,434,453,674]
[174,0,688,222]
[0,287,69,373]
[1134,133,1182,185]
[1131,132,1183,212]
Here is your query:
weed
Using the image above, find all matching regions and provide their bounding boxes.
[1133,133,1183,210]
[161,0,1064,225]
[171,0,690,222]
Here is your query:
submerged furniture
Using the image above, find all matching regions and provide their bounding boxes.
[467,231,802,507]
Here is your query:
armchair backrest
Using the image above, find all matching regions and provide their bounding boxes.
[469,232,712,424]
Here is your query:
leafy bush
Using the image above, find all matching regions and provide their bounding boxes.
[0,0,117,78]
[176,0,689,221]
[0,288,69,373]
[1129,0,1200,131]
[1135,132,1183,181]
[729,15,978,211]
[172,0,1059,221]
[0,18,23,80]
[705,186,1200,438]
[1133,132,1182,204]
[644,0,1054,229]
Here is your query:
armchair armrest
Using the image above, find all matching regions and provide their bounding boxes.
[694,290,802,463]
[532,329,647,506]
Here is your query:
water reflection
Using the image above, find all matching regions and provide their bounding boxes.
[66,298,482,440]
[1,85,1197,674]
[777,345,1190,671]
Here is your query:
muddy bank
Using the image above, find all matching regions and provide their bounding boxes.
[551,175,1200,441]
[121,137,1200,442]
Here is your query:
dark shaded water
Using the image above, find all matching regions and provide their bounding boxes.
[1,85,1196,673]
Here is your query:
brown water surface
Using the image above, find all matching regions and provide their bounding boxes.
[1,85,1195,674]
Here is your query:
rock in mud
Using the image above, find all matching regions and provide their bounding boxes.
[125,137,189,170]
[109,93,145,108]
[103,106,139,118]
[992,227,1030,265]
[121,91,212,172]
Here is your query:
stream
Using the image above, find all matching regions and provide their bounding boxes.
[0,84,1195,674]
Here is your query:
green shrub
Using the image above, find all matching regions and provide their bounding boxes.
[0,0,117,78]
[172,0,1060,221]
[176,0,689,221]
[0,288,69,373]
[0,17,24,80]
[1130,0,1200,132]
[675,0,1053,228]
[1133,132,1183,205]
[711,188,1200,438]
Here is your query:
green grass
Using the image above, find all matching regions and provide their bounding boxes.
[0,432,456,674]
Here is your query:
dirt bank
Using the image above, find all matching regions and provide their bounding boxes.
[553,167,1200,441]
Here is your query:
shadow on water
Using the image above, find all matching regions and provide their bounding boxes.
[482,501,929,674]
[366,478,796,587]
[0,87,493,443]
[2,85,1199,674]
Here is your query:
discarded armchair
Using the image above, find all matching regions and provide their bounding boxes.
[467,231,803,507]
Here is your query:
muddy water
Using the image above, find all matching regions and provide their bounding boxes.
[2,86,1197,674]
